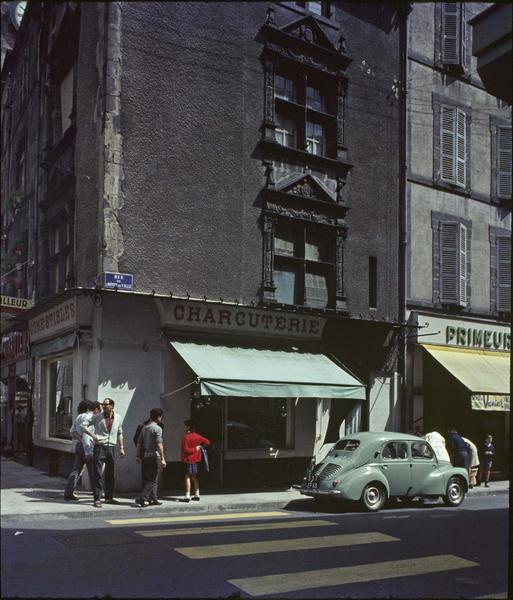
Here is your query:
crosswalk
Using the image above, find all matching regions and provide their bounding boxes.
[107,511,481,597]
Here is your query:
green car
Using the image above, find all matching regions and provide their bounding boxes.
[297,431,469,512]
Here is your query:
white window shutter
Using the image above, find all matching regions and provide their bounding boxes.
[497,127,512,199]
[458,223,467,306]
[442,3,461,65]
[440,106,456,183]
[440,222,459,303]
[456,109,467,188]
[497,237,511,312]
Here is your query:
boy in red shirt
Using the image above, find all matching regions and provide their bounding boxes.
[180,419,210,502]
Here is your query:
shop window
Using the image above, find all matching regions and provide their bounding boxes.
[47,355,73,440]
[226,397,293,450]
[273,222,335,308]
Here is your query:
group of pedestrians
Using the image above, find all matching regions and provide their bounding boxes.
[64,401,210,507]
[424,427,496,488]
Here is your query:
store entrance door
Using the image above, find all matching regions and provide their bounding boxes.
[191,397,224,486]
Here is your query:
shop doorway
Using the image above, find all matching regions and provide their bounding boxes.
[190,397,224,485]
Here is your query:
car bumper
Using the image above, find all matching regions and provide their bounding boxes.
[294,485,344,498]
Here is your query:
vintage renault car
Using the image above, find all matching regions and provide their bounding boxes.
[298,431,469,511]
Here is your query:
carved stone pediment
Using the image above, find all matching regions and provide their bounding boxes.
[281,16,337,52]
[277,173,336,203]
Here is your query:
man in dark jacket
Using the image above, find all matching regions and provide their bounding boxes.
[446,428,469,470]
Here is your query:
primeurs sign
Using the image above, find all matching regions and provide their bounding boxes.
[415,314,510,351]
[156,299,326,340]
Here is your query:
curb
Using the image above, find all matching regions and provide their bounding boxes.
[0,499,295,524]
[1,489,507,524]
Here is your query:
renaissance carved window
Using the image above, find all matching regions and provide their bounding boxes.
[259,11,351,312]
[274,221,335,308]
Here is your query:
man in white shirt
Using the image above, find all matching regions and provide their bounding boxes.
[82,398,125,508]
[424,427,451,463]
[63,400,101,500]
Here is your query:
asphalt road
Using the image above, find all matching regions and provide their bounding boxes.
[1,492,508,599]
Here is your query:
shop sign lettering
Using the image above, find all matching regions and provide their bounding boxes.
[159,300,325,339]
[0,295,34,311]
[29,298,77,343]
[446,326,510,351]
[471,394,510,412]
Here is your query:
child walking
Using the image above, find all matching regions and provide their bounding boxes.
[180,419,210,502]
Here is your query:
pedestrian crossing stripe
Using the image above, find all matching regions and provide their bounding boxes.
[228,554,479,596]
[105,510,286,526]
[175,531,399,559]
[136,519,336,537]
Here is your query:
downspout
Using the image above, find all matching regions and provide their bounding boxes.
[398,5,410,432]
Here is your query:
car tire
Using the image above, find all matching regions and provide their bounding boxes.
[443,476,466,507]
[360,482,386,512]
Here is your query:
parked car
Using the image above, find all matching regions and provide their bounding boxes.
[297,431,468,512]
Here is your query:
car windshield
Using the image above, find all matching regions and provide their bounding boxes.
[333,439,360,452]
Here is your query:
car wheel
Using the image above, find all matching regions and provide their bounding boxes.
[361,482,386,512]
[443,476,465,507]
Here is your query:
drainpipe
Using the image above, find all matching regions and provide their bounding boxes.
[398,5,410,432]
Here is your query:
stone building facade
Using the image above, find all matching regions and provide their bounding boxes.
[404,3,511,475]
[2,1,406,490]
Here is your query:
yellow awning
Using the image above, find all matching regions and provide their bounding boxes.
[421,344,510,395]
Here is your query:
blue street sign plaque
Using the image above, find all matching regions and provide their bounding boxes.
[103,272,134,290]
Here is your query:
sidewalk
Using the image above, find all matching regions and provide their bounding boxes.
[1,456,509,523]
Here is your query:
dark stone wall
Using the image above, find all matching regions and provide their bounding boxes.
[339,3,401,320]
[74,3,103,288]
[118,1,401,320]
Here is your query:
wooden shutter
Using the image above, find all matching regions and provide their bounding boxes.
[441,3,461,65]
[497,127,512,199]
[440,222,459,303]
[440,106,456,183]
[497,237,511,312]
[456,109,466,188]
[458,223,467,306]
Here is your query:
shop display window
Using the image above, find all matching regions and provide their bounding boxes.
[47,355,73,440]
[227,397,293,450]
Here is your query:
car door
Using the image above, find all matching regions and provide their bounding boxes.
[379,441,411,496]
[409,440,444,495]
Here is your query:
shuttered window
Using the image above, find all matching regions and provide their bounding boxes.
[496,237,511,313]
[440,222,467,306]
[497,127,512,200]
[441,3,464,67]
[440,106,467,188]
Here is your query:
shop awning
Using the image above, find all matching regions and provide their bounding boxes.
[421,344,510,400]
[170,341,366,399]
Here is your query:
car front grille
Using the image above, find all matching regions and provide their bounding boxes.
[319,463,343,480]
